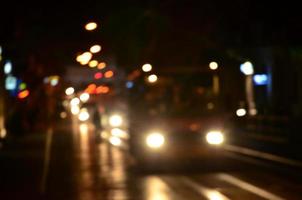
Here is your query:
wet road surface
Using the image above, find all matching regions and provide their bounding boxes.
[1,121,302,200]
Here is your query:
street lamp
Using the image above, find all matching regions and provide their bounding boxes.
[240,61,257,115]
[209,62,219,96]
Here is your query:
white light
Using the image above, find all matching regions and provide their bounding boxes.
[90,45,101,53]
[240,61,254,75]
[109,136,122,146]
[142,63,152,72]
[236,108,247,117]
[206,131,224,145]
[4,61,12,74]
[148,74,158,83]
[65,87,75,95]
[85,22,98,31]
[109,115,123,127]
[78,109,90,121]
[146,132,165,148]
[70,98,80,106]
[209,62,218,70]
[111,128,129,139]
[71,106,80,115]
[80,93,90,102]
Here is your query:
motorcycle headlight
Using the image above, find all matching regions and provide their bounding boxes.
[206,130,224,145]
[109,114,123,127]
[146,132,165,149]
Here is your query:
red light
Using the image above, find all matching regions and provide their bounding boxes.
[94,72,103,79]
[18,90,29,99]
[104,70,114,78]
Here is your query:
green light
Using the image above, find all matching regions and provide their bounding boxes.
[19,83,27,90]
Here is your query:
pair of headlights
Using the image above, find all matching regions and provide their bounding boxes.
[145,131,224,149]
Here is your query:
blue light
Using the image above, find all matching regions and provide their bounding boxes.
[253,74,268,85]
[126,81,134,89]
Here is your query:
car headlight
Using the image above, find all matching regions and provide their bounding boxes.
[206,130,224,145]
[78,108,90,121]
[146,132,165,149]
[109,114,123,127]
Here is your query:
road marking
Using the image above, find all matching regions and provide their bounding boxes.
[223,144,302,168]
[218,174,285,200]
[181,177,230,200]
[40,127,53,194]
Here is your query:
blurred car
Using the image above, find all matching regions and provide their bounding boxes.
[127,70,231,167]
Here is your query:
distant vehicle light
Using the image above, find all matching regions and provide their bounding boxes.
[147,74,158,83]
[236,108,247,117]
[104,70,114,78]
[90,45,101,53]
[206,131,224,145]
[80,93,90,102]
[94,72,103,79]
[5,75,17,90]
[109,115,123,127]
[146,132,165,149]
[78,109,90,121]
[111,128,129,139]
[126,81,134,89]
[109,136,122,146]
[142,63,152,72]
[70,98,80,106]
[89,60,98,68]
[85,22,98,31]
[65,87,75,95]
[98,62,106,69]
[71,106,80,115]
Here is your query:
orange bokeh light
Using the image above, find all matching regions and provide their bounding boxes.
[104,70,114,78]
[18,90,30,99]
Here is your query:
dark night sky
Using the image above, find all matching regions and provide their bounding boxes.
[1,1,302,71]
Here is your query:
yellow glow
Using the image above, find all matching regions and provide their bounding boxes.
[207,191,226,200]
[142,63,152,72]
[206,131,224,145]
[90,45,101,53]
[80,93,90,102]
[89,60,98,68]
[236,108,247,117]
[71,106,80,115]
[80,52,93,65]
[209,62,218,70]
[65,87,75,95]
[0,129,7,139]
[70,97,80,106]
[109,115,123,127]
[78,109,90,121]
[85,22,98,31]
[79,123,89,135]
[60,112,67,119]
[146,177,171,200]
[148,74,158,83]
[109,136,122,146]
[146,132,165,149]
[98,62,106,69]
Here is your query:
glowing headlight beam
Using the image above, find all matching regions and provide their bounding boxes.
[109,115,123,127]
[206,131,224,145]
[146,132,165,149]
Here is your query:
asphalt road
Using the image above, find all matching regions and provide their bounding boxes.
[0,120,302,200]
